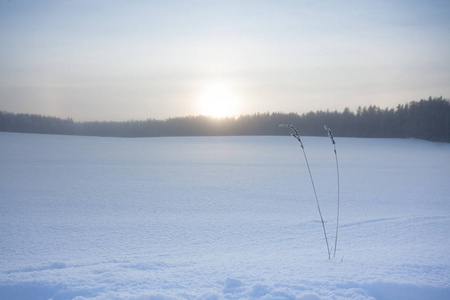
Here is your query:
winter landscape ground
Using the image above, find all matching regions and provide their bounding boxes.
[0,132,449,300]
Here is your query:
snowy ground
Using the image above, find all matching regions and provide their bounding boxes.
[1,132,449,300]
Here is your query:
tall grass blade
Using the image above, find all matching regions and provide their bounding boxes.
[280,124,331,260]
[324,125,340,258]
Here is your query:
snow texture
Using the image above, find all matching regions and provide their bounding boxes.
[1,132,449,299]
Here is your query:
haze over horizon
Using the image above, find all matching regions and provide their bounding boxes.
[1,0,450,122]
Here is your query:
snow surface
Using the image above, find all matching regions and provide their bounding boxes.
[1,132,449,300]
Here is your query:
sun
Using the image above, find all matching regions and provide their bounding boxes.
[197,82,239,118]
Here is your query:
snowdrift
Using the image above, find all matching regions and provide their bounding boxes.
[1,133,449,299]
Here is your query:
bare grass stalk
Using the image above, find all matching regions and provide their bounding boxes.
[324,125,340,258]
[280,124,331,260]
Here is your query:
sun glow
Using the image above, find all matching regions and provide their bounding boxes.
[197,82,240,119]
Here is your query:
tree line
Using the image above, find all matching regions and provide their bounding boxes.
[1,97,449,142]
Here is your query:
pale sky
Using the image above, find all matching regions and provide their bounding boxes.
[1,0,449,121]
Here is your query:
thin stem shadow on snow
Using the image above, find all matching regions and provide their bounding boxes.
[279,124,331,260]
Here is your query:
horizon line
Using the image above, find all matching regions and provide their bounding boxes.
[2,96,448,123]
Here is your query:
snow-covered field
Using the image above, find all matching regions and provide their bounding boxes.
[1,132,449,300]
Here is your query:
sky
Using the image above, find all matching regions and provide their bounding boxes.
[1,0,450,121]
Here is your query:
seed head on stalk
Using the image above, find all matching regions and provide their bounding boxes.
[279,124,331,260]
[279,124,303,146]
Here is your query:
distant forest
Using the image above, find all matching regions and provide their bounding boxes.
[1,97,449,142]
